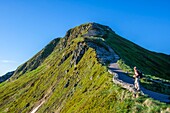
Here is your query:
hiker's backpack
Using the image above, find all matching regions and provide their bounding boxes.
[137,70,143,78]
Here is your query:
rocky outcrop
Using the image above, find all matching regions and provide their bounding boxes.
[83,23,113,38]
[70,42,88,67]
[86,38,115,65]
[58,38,68,51]
[58,23,116,67]
[58,51,73,66]
[58,42,88,67]
[64,23,115,43]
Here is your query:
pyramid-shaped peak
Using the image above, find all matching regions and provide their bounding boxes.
[65,22,115,39]
[82,22,113,31]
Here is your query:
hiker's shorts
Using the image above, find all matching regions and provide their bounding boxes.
[135,78,140,90]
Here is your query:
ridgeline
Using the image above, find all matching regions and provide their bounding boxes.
[0,23,170,113]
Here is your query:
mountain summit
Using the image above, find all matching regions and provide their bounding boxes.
[65,22,114,39]
[0,23,170,113]
[12,22,170,80]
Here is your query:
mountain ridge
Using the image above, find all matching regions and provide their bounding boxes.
[15,22,170,80]
[10,38,61,80]
[0,22,170,113]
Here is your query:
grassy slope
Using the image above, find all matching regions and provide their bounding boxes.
[117,59,170,95]
[11,38,61,80]
[105,33,170,80]
[0,37,169,113]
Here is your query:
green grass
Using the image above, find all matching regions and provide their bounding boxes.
[0,37,169,113]
[0,23,170,113]
[105,33,170,80]
[117,59,133,73]
[117,59,170,95]
[11,38,61,80]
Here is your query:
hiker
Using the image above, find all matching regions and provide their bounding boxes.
[133,66,140,91]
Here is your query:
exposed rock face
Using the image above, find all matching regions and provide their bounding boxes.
[1,22,170,113]
[10,23,115,80]
[86,38,115,65]
[57,23,116,67]
[64,23,115,44]
[58,42,88,67]
[58,51,73,66]
[58,38,68,51]
[83,23,113,37]
[70,42,88,67]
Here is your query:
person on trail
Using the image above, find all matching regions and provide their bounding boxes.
[133,66,140,91]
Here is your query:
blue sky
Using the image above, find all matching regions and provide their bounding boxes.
[0,0,170,76]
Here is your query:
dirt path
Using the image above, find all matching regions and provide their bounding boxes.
[30,85,54,113]
[30,100,45,113]
[108,52,170,103]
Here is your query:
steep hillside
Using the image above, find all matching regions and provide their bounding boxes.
[105,32,170,80]
[0,23,169,113]
[62,22,170,80]
[11,38,60,80]
[10,22,170,81]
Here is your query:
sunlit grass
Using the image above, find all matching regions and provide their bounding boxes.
[0,23,170,112]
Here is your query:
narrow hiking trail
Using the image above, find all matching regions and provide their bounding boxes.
[108,52,170,103]
[29,46,169,113]
[30,86,54,113]
[30,100,45,113]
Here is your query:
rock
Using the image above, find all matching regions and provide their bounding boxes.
[74,83,78,87]
[90,76,93,80]
[64,79,70,88]
[162,108,170,113]
[65,70,69,74]
[143,99,153,106]
[25,103,30,107]
[86,40,115,65]
[58,51,73,66]
[64,23,115,42]
[70,42,88,67]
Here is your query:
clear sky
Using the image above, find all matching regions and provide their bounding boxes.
[0,0,170,76]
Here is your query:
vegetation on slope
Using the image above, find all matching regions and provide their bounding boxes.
[117,59,170,95]
[105,33,170,80]
[0,23,169,113]
[0,37,169,113]
[65,22,170,80]
[11,38,61,80]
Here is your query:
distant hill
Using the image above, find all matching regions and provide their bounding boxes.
[0,23,169,113]
[0,71,14,83]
